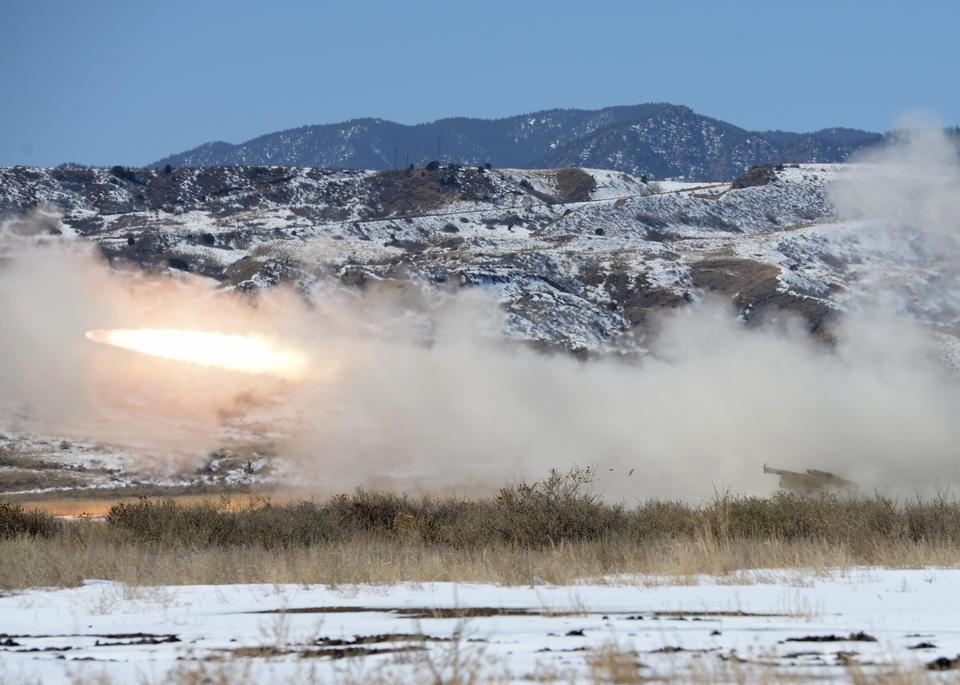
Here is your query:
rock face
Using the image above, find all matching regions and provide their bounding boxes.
[1,162,955,354]
[151,104,881,181]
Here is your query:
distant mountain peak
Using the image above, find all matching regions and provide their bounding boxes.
[152,104,882,181]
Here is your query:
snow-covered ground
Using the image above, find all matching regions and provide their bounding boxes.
[2,569,958,683]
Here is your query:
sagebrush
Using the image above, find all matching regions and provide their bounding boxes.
[4,468,960,588]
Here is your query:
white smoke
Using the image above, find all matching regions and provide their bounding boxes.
[831,112,960,241]
[2,120,960,499]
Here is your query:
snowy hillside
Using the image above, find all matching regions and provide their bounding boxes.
[3,161,954,355]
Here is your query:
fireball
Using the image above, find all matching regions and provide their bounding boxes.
[86,328,309,380]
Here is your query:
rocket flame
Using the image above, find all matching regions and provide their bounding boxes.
[85,328,309,380]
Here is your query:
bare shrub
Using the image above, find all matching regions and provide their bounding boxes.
[0,502,60,539]
[94,479,960,551]
[492,466,626,545]
[8,473,960,589]
[106,497,337,548]
[554,168,597,203]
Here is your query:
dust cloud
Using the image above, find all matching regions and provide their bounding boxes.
[1,121,959,500]
[831,112,960,242]
[829,113,960,322]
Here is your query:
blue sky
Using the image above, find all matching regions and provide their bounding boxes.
[2,0,957,166]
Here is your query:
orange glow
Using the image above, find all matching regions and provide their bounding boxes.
[85,328,308,380]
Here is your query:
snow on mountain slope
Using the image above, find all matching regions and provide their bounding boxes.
[2,162,950,355]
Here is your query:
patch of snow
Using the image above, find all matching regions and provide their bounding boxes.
[1,568,956,683]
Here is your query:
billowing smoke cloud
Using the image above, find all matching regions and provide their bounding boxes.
[828,114,960,325]
[831,113,960,241]
[2,121,960,500]
[0,224,308,469]
[285,298,960,499]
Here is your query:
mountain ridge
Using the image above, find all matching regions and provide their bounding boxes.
[153,104,882,181]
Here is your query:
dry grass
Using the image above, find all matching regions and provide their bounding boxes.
[3,469,960,589]
[586,640,646,683]
[2,529,959,591]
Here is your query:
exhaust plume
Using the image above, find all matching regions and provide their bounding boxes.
[85,328,310,381]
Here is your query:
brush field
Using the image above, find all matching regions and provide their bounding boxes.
[4,469,960,589]
[5,471,960,683]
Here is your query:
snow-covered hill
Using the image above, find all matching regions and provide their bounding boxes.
[3,161,953,355]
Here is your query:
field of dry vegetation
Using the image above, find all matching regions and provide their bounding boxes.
[3,468,960,590]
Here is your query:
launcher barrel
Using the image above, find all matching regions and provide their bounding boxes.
[762,463,855,493]
[762,464,792,477]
